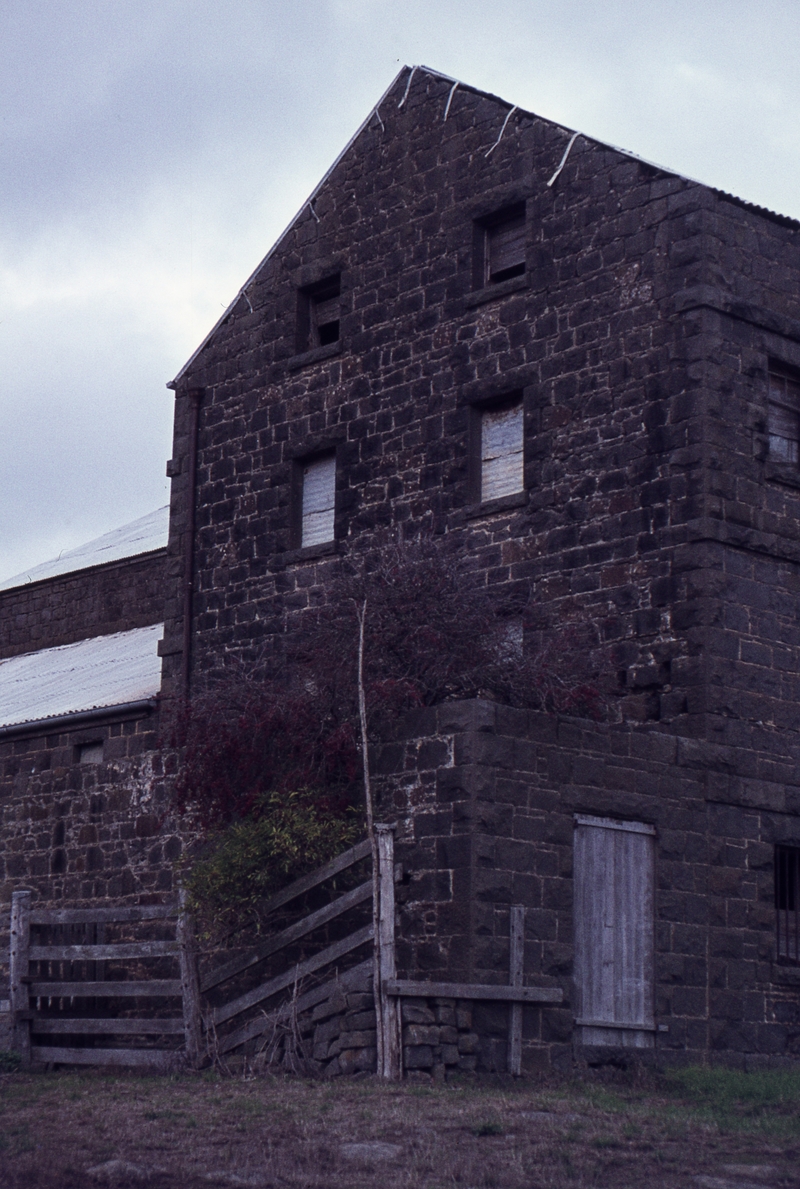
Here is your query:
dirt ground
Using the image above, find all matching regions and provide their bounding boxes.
[1,1064,799,1189]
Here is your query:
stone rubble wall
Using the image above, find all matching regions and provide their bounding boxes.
[232,979,486,1081]
[0,722,184,996]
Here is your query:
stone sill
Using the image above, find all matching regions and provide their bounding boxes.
[771,962,800,986]
[764,460,800,491]
[464,275,529,308]
[287,342,342,371]
[281,541,338,565]
[463,491,528,520]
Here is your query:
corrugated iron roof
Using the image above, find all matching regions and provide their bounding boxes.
[0,506,169,592]
[0,624,163,729]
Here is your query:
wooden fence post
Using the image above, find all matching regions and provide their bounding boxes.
[10,891,31,1066]
[178,888,203,1067]
[507,904,524,1075]
[375,824,401,1080]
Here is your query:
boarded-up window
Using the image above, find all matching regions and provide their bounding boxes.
[775,844,800,963]
[573,814,656,1048]
[768,368,800,466]
[301,454,335,547]
[481,402,524,501]
[485,212,526,285]
[298,275,341,352]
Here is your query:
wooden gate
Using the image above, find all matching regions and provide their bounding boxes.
[9,893,200,1069]
[198,836,375,1060]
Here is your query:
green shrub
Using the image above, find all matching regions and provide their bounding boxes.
[184,789,360,938]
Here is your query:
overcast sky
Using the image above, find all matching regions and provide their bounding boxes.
[2,0,799,582]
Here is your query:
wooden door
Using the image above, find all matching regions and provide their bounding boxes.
[573,815,655,1048]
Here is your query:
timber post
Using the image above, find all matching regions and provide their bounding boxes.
[507,904,524,1075]
[375,823,401,1080]
[9,890,31,1066]
[178,887,203,1067]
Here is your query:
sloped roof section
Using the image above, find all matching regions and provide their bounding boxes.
[0,624,163,729]
[0,506,169,591]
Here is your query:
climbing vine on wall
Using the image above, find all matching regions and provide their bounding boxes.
[174,538,607,934]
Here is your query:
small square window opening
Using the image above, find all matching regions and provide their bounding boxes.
[299,276,341,352]
[481,401,524,501]
[776,843,800,963]
[301,454,336,547]
[77,741,103,765]
[480,206,526,286]
[768,367,800,466]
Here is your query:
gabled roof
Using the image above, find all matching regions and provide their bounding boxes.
[0,506,169,592]
[0,623,163,730]
[168,65,799,392]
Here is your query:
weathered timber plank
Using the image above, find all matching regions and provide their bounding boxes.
[255,839,371,919]
[178,889,202,1067]
[385,980,563,1003]
[508,905,524,1076]
[30,905,176,925]
[29,942,179,961]
[32,1018,186,1035]
[574,1017,657,1031]
[213,924,374,1026]
[10,891,31,1065]
[31,1046,181,1069]
[376,825,401,1081]
[218,958,372,1054]
[28,980,182,998]
[201,880,372,993]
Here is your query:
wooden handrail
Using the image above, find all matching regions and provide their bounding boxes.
[385,979,563,1003]
[31,1018,185,1035]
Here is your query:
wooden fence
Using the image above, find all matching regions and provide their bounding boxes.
[7,834,377,1070]
[8,826,562,1075]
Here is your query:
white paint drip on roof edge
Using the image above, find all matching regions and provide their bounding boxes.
[0,507,169,591]
[0,624,163,729]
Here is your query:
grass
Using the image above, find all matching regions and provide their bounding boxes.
[0,1065,798,1187]
[663,1065,800,1138]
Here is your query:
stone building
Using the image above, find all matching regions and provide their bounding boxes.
[0,508,176,905]
[6,64,800,1070]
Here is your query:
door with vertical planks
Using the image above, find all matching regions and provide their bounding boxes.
[573,815,656,1048]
